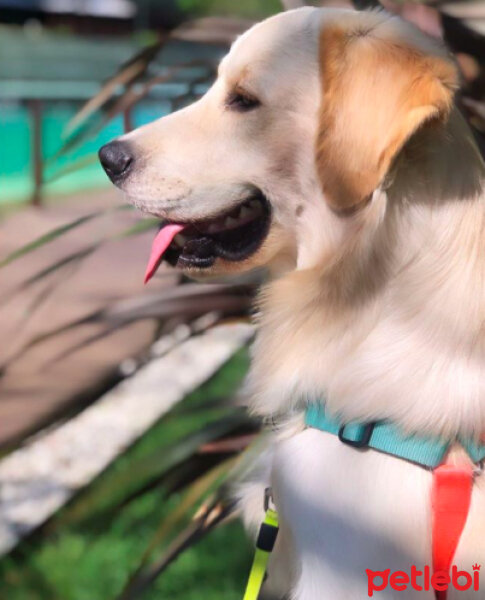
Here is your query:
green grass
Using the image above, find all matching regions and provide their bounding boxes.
[0,349,252,600]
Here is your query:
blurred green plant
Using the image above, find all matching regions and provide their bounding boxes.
[178,0,281,19]
[0,351,257,600]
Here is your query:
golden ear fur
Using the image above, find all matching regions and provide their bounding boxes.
[316,16,459,212]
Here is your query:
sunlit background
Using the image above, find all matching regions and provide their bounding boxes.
[0,1,483,599]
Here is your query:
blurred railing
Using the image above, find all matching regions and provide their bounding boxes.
[0,18,249,205]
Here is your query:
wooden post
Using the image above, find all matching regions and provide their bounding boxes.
[29,99,43,207]
[123,106,133,133]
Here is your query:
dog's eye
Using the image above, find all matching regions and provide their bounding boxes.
[226,90,260,112]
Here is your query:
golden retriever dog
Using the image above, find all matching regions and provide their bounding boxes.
[99,7,485,599]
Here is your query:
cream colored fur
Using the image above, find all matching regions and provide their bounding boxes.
[115,7,485,599]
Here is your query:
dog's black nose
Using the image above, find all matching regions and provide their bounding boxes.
[98,141,134,182]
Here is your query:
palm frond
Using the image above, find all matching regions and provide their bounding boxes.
[117,462,238,600]
[0,245,100,306]
[63,40,167,139]
[0,211,103,269]
[58,412,251,526]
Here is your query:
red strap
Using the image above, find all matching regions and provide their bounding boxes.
[432,464,474,600]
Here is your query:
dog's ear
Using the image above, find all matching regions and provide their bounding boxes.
[316,21,458,212]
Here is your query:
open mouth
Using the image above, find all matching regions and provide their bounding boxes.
[144,189,271,283]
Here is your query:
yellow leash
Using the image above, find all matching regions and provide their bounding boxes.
[242,491,279,600]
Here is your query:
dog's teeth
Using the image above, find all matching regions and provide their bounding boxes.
[174,234,188,247]
[225,216,238,227]
[200,200,263,235]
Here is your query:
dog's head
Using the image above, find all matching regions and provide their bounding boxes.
[99,8,457,282]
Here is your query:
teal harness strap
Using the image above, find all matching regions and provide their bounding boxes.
[242,406,485,600]
[305,403,485,469]
[461,438,485,464]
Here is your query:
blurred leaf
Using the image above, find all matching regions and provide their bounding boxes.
[44,153,100,184]
[0,212,101,269]
[112,217,159,239]
[56,64,215,165]
[11,257,86,341]
[0,245,100,306]
[199,433,256,453]
[53,62,213,162]
[58,411,250,526]
[62,15,246,144]
[116,425,267,600]
[136,465,233,563]
[0,282,253,373]
[2,216,158,305]
[63,41,166,139]
[177,0,280,19]
[117,460,237,600]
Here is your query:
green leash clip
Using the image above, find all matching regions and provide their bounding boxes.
[242,489,279,600]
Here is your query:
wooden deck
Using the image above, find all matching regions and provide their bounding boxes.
[0,189,178,447]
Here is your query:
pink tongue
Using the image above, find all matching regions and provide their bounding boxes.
[144,223,185,284]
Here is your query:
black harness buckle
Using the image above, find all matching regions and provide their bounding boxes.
[338,422,376,449]
[256,522,279,553]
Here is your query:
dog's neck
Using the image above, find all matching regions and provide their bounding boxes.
[249,109,485,438]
